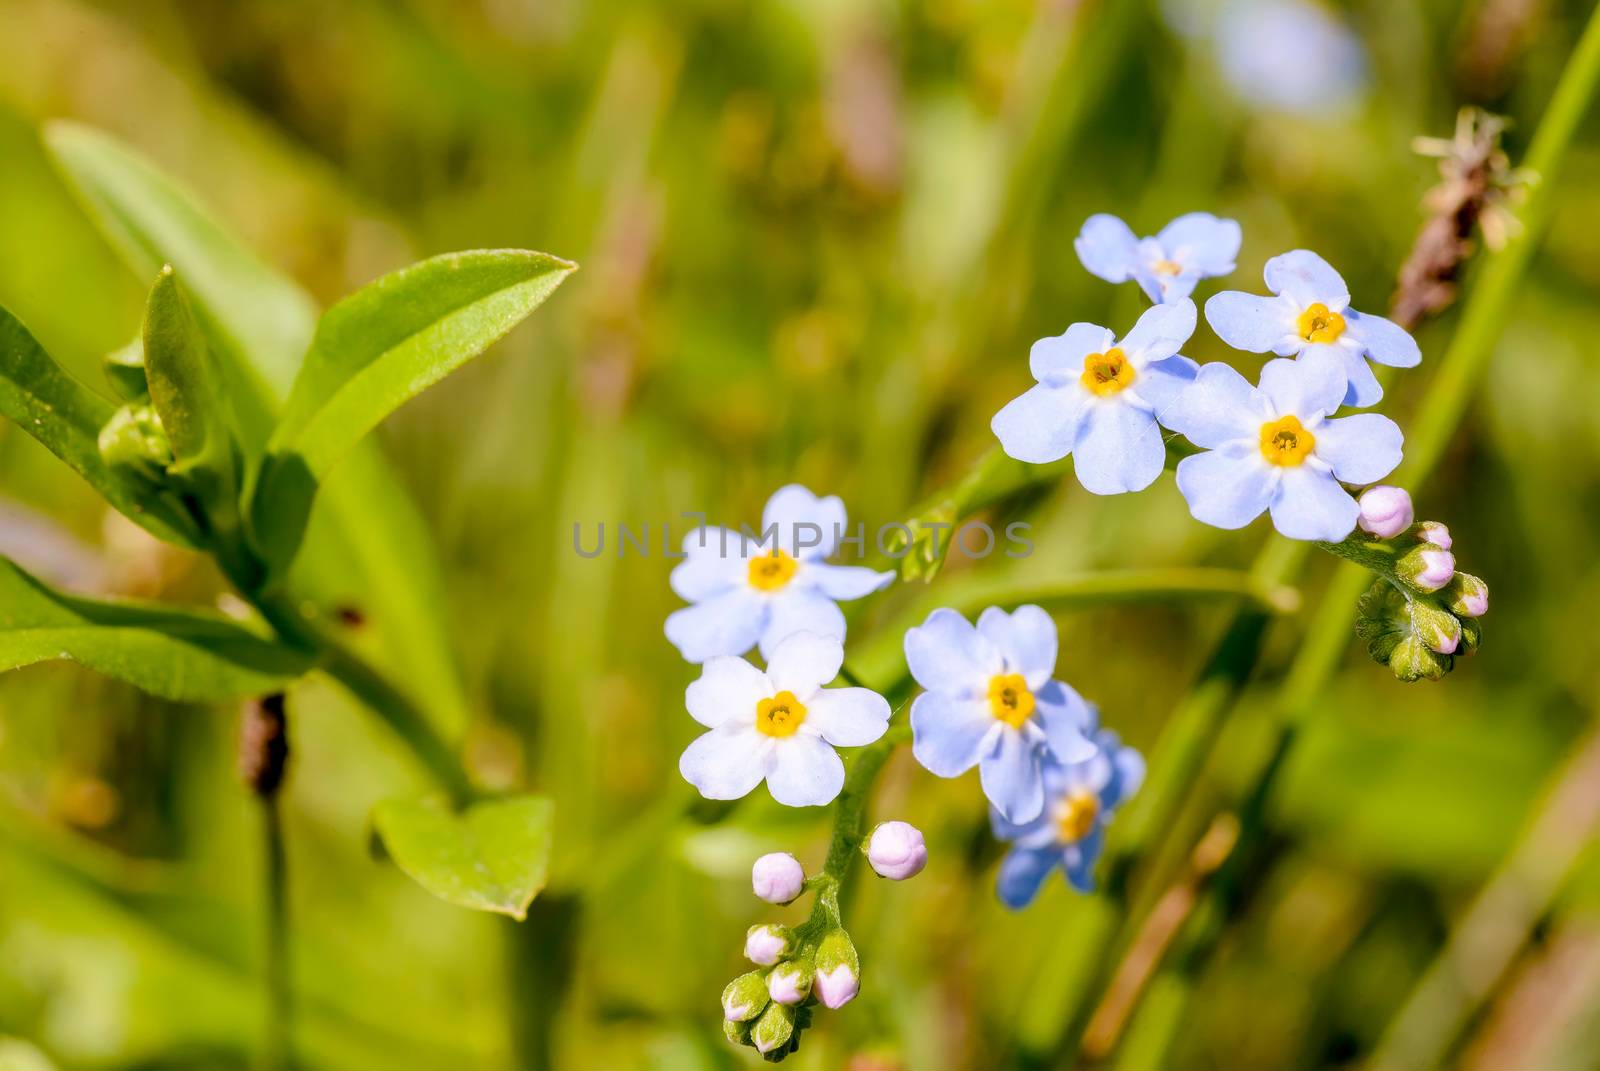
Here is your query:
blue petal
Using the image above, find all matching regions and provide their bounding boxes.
[1314,413,1404,484]
[766,630,845,696]
[1328,345,1384,408]
[910,692,994,777]
[996,847,1059,909]
[759,590,847,659]
[976,604,1058,689]
[1133,355,1198,420]
[1148,269,1201,304]
[1264,249,1350,309]
[1268,466,1359,541]
[1030,323,1115,387]
[1157,212,1242,276]
[1034,680,1099,763]
[1120,299,1197,365]
[1206,291,1295,353]
[1072,402,1165,495]
[665,588,767,662]
[680,723,771,800]
[1062,828,1106,893]
[762,484,847,559]
[980,729,1046,823]
[992,384,1086,465]
[1107,743,1146,808]
[805,688,891,747]
[904,607,1002,695]
[1259,355,1346,420]
[803,562,894,600]
[669,526,749,601]
[766,732,846,807]
[1176,448,1275,530]
[686,655,772,728]
[1074,214,1140,283]
[1343,309,1420,368]
[1161,361,1258,447]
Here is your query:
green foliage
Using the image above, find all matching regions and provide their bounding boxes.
[0,555,309,702]
[251,249,575,568]
[0,303,200,547]
[373,795,555,920]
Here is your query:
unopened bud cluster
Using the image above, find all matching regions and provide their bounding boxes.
[1347,488,1488,682]
[722,831,922,1059]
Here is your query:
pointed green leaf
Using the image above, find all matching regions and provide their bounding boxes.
[250,250,574,565]
[373,794,555,920]
[0,303,200,548]
[0,556,310,702]
[142,266,238,515]
[43,122,474,736]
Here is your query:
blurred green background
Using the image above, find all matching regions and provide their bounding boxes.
[2,0,1599,1067]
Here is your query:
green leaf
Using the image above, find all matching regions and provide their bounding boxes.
[142,266,238,513]
[373,794,555,920]
[43,122,476,736]
[0,302,200,548]
[250,250,575,565]
[0,555,310,702]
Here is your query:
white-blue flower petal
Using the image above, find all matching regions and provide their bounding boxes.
[992,383,1087,465]
[910,692,994,776]
[1075,214,1141,283]
[1120,298,1198,365]
[1269,466,1359,541]
[980,729,1046,823]
[766,630,844,697]
[1030,323,1115,387]
[1343,308,1421,367]
[759,590,847,660]
[669,526,749,601]
[1314,413,1404,485]
[975,604,1058,689]
[1162,361,1258,446]
[666,588,767,663]
[1133,355,1198,419]
[904,607,1003,696]
[765,732,846,807]
[1206,290,1295,353]
[997,847,1058,909]
[1035,680,1100,763]
[680,723,771,800]
[1157,212,1242,275]
[686,655,772,728]
[1176,449,1275,529]
[1259,354,1345,420]
[1072,402,1166,495]
[805,688,891,747]
[803,561,894,600]
[1264,249,1350,310]
[762,484,848,559]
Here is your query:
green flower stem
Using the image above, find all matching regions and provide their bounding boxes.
[260,794,292,1071]
[1099,8,1600,1063]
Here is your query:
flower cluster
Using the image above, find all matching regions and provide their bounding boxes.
[903,603,1144,899]
[996,216,1416,544]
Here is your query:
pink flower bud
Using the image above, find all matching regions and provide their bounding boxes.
[751,852,805,904]
[1356,486,1413,538]
[744,924,793,966]
[865,821,927,880]
[814,964,860,1009]
[1418,521,1452,549]
[1415,548,1455,591]
[767,961,813,1005]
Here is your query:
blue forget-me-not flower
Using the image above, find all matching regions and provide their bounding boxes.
[991,725,1145,907]
[1206,249,1420,408]
[1213,0,1368,117]
[905,605,1098,823]
[1075,212,1241,305]
[679,631,890,807]
[991,300,1199,495]
[1165,354,1403,542]
[666,485,894,663]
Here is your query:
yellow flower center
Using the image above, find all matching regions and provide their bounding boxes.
[987,673,1035,729]
[747,550,798,592]
[1259,414,1316,467]
[756,691,808,738]
[1153,258,1182,276]
[1056,791,1100,843]
[1296,302,1346,344]
[1080,347,1137,397]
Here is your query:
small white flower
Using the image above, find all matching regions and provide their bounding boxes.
[680,632,891,808]
[666,485,894,663]
[865,821,928,880]
[750,852,807,904]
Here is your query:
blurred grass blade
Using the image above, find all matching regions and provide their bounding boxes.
[0,555,310,702]
[0,302,200,548]
[373,795,555,920]
[251,250,575,567]
[42,121,471,735]
[142,266,237,514]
